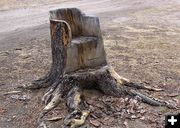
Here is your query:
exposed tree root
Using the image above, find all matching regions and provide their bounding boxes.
[23,19,175,128]
[32,65,175,128]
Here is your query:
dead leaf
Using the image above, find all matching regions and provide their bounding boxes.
[101,117,114,126]
[139,109,146,114]
[95,103,104,108]
[140,116,145,120]
[123,120,129,128]
[167,92,179,97]
[90,120,101,127]
[131,115,138,119]
[0,107,7,114]
[103,117,109,121]
[173,98,180,108]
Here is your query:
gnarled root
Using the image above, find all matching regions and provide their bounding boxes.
[37,66,175,127]
[38,85,62,123]
[64,110,90,128]
[64,86,90,128]
[96,66,174,108]
[129,90,175,108]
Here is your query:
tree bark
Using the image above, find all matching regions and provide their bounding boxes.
[27,20,70,89]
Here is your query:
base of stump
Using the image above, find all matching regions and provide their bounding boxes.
[24,65,174,128]
[19,9,176,128]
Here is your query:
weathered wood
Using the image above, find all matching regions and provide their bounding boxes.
[27,20,70,89]
[50,8,107,73]
[24,8,174,128]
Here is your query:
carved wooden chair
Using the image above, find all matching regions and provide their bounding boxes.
[27,8,172,128]
[49,8,107,73]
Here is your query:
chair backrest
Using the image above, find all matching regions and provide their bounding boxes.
[49,8,101,38]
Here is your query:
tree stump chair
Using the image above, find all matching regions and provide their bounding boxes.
[26,8,174,128]
[50,8,107,73]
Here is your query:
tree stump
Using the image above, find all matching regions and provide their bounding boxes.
[25,8,174,128]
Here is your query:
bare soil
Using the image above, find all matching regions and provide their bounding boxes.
[0,0,180,128]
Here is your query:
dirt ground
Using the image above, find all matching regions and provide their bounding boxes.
[0,0,180,128]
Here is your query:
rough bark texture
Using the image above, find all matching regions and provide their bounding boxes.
[27,20,70,89]
[25,8,174,128]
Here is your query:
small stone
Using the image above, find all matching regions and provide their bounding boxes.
[125,98,129,102]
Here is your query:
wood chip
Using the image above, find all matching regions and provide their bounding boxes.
[91,113,98,119]
[46,116,62,121]
[2,91,22,96]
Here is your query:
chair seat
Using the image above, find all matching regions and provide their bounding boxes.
[66,36,106,73]
[71,36,98,45]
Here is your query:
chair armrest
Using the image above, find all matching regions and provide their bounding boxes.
[50,19,72,47]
